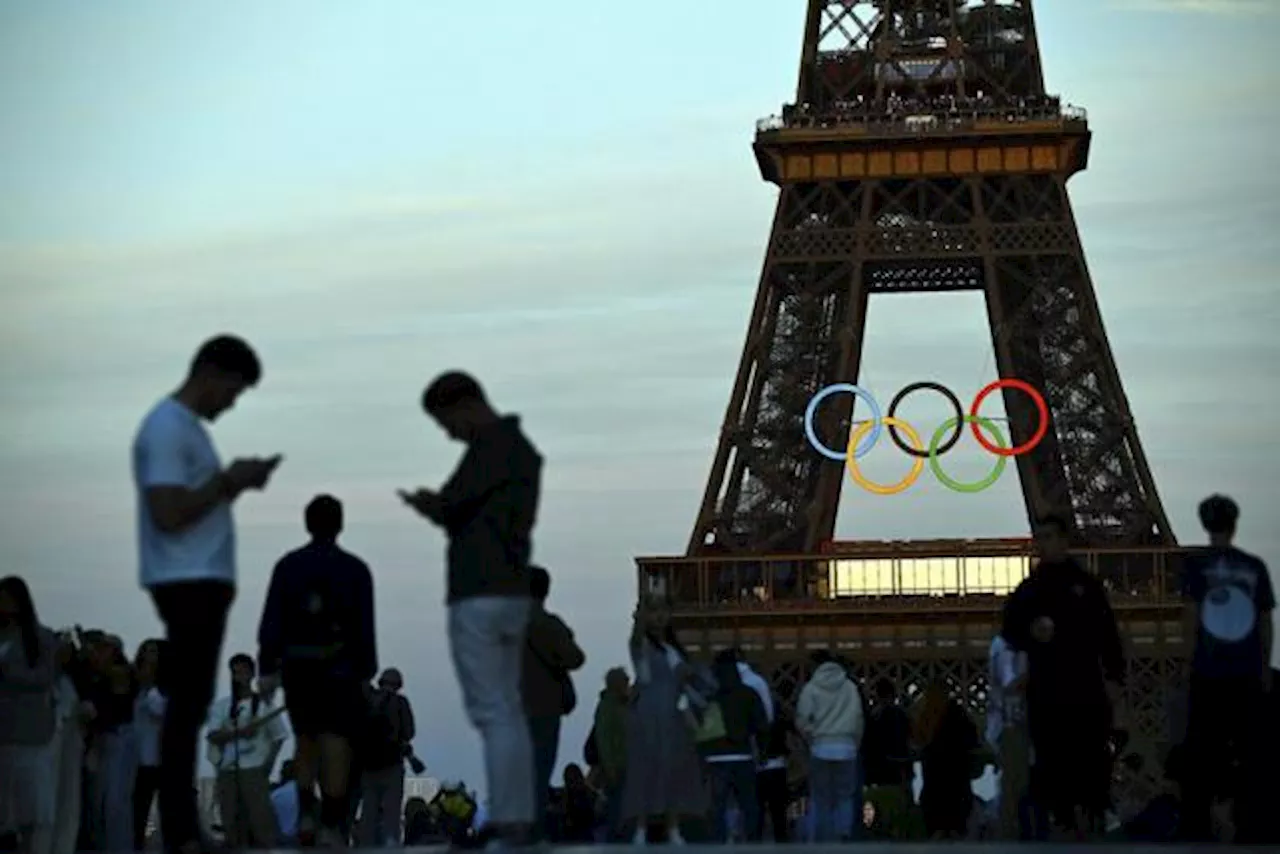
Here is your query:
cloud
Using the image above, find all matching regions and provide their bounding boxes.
[1115,0,1274,13]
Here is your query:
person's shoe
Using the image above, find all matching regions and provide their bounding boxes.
[316,825,347,848]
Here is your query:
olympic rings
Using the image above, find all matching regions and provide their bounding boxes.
[803,380,1049,494]
[887,381,963,458]
[929,416,1008,493]
[969,378,1049,457]
[845,417,926,495]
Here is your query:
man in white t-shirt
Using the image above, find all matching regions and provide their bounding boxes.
[206,653,290,847]
[132,335,283,854]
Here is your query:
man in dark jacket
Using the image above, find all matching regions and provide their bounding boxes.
[1003,513,1124,839]
[523,566,586,839]
[700,650,769,842]
[399,371,543,847]
[257,495,377,846]
[591,668,630,841]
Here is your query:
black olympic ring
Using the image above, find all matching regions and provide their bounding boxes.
[886,381,964,459]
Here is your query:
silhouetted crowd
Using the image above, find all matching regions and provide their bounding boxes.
[758,93,1073,133]
[1,335,1276,849]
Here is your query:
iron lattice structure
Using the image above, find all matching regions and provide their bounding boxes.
[648,0,1185,812]
[689,0,1174,555]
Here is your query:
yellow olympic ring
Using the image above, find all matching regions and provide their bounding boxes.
[844,416,926,496]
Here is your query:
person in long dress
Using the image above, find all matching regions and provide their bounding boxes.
[619,596,710,845]
[0,576,60,852]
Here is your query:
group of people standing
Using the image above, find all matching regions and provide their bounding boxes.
[1,333,579,852]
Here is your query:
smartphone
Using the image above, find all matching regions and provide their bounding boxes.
[263,454,284,470]
[396,489,414,503]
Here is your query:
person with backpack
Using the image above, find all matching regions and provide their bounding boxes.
[358,668,417,846]
[521,567,585,841]
[698,650,769,842]
[256,495,377,846]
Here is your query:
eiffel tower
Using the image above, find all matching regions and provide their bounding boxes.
[637,0,1187,814]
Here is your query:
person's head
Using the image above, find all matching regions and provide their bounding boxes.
[810,649,833,667]
[1198,494,1239,546]
[1033,512,1071,561]
[421,371,496,443]
[874,677,896,704]
[0,575,36,635]
[562,763,586,787]
[604,666,630,698]
[229,653,255,689]
[305,494,343,542]
[528,566,551,603]
[378,667,404,694]
[135,638,162,684]
[0,576,40,666]
[183,335,261,421]
[711,648,742,691]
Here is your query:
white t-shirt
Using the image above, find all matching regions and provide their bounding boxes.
[134,687,168,768]
[132,397,235,589]
[205,694,289,772]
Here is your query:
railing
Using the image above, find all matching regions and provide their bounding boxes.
[755,103,1086,139]
[637,544,1193,613]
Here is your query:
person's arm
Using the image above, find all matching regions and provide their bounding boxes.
[595,704,627,780]
[532,615,586,671]
[0,633,57,691]
[398,696,417,745]
[205,699,230,744]
[256,561,289,679]
[353,563,378,683]
[137,414,242,534]
[1256,559,1275,683]
[1000,580,1034,652]
[795,684,815,737]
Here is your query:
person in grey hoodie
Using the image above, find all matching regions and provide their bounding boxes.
[796,651,864,842]
[399,371,543,848]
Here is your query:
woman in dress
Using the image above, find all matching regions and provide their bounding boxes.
[132,639,166,849]
[620,595,710,845]
[0,576,60,852]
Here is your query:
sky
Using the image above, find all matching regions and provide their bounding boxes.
[2,0,1279,794]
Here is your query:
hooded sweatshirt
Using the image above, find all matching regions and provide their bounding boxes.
[436,416,543,604]
[796,661,864,758]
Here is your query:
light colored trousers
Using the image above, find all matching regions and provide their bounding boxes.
[88,727,138,853]
[448,595,533,826]
[34,679,83,854]
[358,765,406,846]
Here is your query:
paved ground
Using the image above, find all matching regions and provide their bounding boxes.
[361,846,1265,852]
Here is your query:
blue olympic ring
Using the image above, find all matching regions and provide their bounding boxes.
[803,383,884,461]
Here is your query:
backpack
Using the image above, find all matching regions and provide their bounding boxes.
[583,723,600,767]
[364,691,402,769]
[286,572,346,666]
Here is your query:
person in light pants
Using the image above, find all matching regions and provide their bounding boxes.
[400,371,543,847]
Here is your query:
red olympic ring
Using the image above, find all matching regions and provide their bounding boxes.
[968,378,1049,457]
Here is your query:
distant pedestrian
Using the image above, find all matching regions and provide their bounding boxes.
[1003,513,1125,840]
[1179,494,1273,841]
[359,668,417,847]
[522,567,585,841]
[131,335,280,854]
[257,495,378,846]
[399,371,543,848]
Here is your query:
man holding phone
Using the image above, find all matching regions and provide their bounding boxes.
[132,334,282,854]
[398,371,543,848]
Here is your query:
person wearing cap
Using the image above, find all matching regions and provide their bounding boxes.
[359,667,418,846]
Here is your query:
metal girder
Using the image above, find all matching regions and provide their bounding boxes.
[796,1,1046,107]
